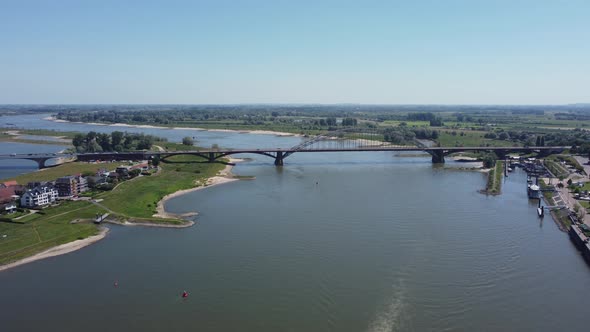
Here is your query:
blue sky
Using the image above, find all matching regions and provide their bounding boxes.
[0,0,588,104]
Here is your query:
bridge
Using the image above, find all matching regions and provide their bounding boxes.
[0,153,77,168]
[0,130,568,167]
[0,146,568,168]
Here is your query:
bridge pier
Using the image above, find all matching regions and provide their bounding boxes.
[274,151,284,166]
[495,149,508,160]
[32,158,49,169]
[431,151,445,164]
[208,152,216,163]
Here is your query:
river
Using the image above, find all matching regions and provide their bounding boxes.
[1,114,589,331]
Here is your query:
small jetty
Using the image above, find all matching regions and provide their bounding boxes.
[94,213,109,224]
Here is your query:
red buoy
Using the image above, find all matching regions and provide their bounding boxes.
[182,290,188,298]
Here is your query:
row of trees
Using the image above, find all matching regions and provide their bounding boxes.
[382,127,440,144]
[72,131,164,153]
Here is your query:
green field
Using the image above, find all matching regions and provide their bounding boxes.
[436,130,519,147]
[0,201,104,265]
[99,155,225,220]
[1,148,229,266]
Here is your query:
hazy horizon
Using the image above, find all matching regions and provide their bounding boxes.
[1,1,588,104]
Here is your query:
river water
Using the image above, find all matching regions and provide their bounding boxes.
[1,114,589,331]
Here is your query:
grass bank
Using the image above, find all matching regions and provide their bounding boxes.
[0,201,104,265]
[483,161,503,195]
[99,155,226,221]
[1,150,232,268]
[0,128,76,145]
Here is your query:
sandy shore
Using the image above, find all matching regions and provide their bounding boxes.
[0,227,109,272]
[44,116,301,137]
[104,219,195,228]
[153,158,243,220]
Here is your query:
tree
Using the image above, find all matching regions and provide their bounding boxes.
[151,156,160,167]
[111,131,124,147]
[481,152,498,168]
[97,133,111,151]
[182,136,194,146]
[72,134,85,148]
[567,178,573,186]
[429,117,443,126]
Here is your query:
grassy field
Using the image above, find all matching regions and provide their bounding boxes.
[99,155,225,220]
[0,201,105,265]
[14,128,81,139]
[5,162,127,184]
[0,152,229,266]
[437,130,518,147]
[544,159,569,178]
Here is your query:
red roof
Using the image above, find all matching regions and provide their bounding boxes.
[2,181,18,187]
[0,187,16,203]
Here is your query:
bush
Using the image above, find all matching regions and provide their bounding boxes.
[182,136,194,146]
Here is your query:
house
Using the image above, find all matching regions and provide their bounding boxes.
[2,203,17,214]
[95,168,108,176]
[20,185,58,208]
[55,176,78,198]
[130,162,149,171]
[0,180,18,189]
[0,186,19,214]
[86,175,108,188]
[0,186,17,204]
[115,166,132,176]
[27,181,51,189]
[75,175,89,193]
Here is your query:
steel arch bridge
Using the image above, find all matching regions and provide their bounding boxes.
[0,128,569,167]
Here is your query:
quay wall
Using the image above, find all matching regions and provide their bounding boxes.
[568,224,590,265]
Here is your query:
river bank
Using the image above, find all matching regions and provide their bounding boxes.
[0,227,109,272]
[153,158,242,220]
[1,155,242,272]
[45,116,302,137]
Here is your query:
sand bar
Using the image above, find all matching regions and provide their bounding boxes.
[44,116,301,137]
